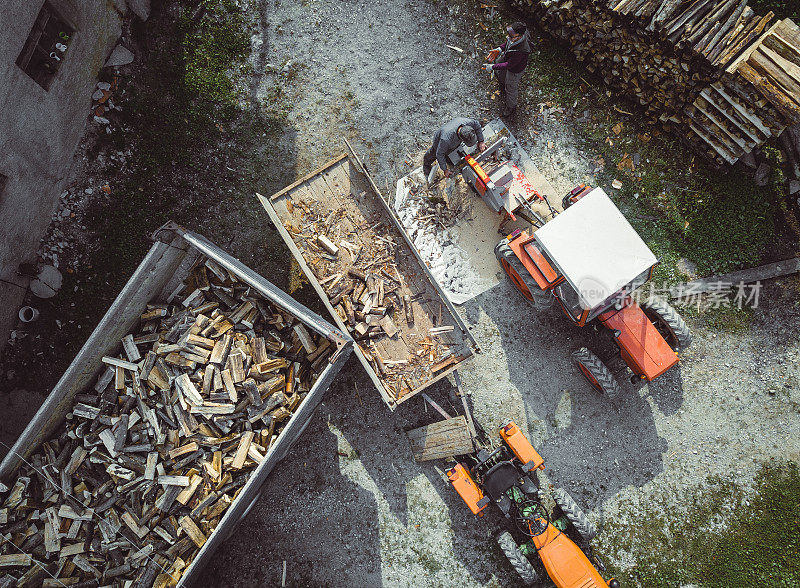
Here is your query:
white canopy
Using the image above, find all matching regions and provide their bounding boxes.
[534,188,657,310]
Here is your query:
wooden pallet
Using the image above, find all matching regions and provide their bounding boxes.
[407,416,474,462]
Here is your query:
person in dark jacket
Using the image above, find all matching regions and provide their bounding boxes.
[422,117,487,180]
[483,22,532,117]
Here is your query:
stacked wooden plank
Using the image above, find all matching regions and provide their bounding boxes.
[727,18,800,125]
[679,76,786,163]
[680,18,800,163]
[511,0,800,166]
[0,256,333,587]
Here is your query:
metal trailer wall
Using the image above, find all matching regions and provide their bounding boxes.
[0,225,353,586]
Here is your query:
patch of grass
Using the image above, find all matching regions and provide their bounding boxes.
[180,0,251,103]
[602,462,800,586]
[748,0,800,20]
[686,303,756,334]
[591,120,777,280]
[524,39,585,105]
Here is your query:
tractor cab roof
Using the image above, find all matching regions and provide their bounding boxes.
[534,188,657,310]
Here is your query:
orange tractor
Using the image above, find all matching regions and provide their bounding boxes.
[454,137,691,397]
[493,185,692,397]
[447,420,619,587]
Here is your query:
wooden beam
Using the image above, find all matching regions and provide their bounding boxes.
[670,257,800,296]
[265,153,349,201]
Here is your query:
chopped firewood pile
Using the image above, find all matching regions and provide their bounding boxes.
[283,191,466,402]
[511,0,800,166]
[0,256,334,587]
[401,173,474,231]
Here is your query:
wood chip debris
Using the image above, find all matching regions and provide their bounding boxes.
[289,197,466,401]
[0,255,334,587]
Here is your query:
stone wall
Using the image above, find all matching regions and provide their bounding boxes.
[0,0,123,352]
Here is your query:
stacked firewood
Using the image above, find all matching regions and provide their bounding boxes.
[511,0,800,167]
[517,0,776,116]
[779,124,800,203]
[0,256,333,587]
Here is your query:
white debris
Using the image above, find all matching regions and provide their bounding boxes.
[104,45,134,68]
[394,173,489,304]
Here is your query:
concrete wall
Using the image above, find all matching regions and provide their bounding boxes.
[0,0,123,351]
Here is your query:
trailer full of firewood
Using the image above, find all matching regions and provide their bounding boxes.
[0,225,352,587]
[258,140,476,410]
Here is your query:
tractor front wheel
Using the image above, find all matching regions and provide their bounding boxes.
[571,348,621,399]
[641,297,692,352]
[553,488,597,542]
[495,240,553,310]
[497,532,540,586]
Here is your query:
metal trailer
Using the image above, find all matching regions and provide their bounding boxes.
[0,224,353,587]
[258,139,476,410]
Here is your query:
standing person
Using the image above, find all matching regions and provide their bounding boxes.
[422,117,487,180]
[483,22,532,117]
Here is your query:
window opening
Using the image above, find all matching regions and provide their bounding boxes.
[16,2,74,90]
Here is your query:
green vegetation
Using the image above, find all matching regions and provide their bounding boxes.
[748,0,800,21]
[180,0,251,103]
[3,0,294,391]
[80,0,270,297]
[612,149,777,277]
[603,463,800,586]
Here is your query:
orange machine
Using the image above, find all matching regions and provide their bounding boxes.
[527,520,616,588]
[448,421,619,587]
[493,185,692,398]
[446,464,489,516]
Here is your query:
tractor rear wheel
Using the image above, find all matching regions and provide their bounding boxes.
[553,488,597,542]
[641,297,692,352]
[497,531,540,585]
[571,348,621,399]
[495,240,553,310]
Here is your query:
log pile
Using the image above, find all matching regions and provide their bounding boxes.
[511,0,800,166]
[681,76,785,163]
[0,255,333,587]
[778,124,800,203]
[728,18,800,126]
[286,196,464,401]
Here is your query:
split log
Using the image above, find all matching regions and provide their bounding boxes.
[0,254,335,587]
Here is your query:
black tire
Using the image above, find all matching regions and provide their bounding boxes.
[571,348,621,399]
[495,240,553,310]
[641,297,692,352]
[497,531,540,585]
[552,488,597,542]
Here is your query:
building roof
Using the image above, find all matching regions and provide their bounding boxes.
[534,188,657,310]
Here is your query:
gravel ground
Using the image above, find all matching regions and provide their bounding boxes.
[3,0,798,586]
[203,0,800,586]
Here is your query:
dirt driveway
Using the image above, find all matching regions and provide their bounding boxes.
[202,0,800,586]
